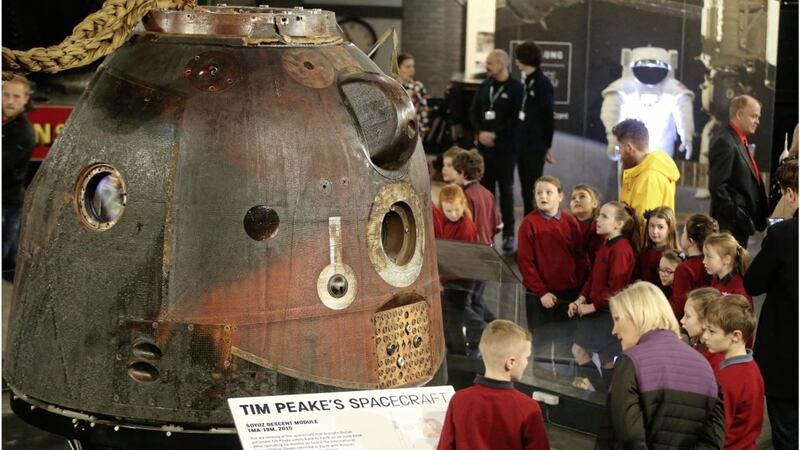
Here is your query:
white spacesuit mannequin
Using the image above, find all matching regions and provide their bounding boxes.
[601,46,695,160]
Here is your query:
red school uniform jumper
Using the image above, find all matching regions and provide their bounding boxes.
[711,272,753,306]
[463,180,502,245]
[712,272,755,348]
[432,204,445,238]
[517,209,586,296]
[581,236,636,311]
[577,218,605,271]
[670,255,711,318]
[437,375,551,450]
[716,351,765,450]
[440,216,478,243]
[638,245,664,285]
[691,341,724,374]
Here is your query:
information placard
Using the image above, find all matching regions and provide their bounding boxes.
[228,386,455,450]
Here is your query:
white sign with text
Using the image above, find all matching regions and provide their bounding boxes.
[228,385,455,450]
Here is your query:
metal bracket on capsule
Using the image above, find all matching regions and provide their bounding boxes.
[316,216,358,309]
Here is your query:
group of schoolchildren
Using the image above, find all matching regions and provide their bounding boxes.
[433,146,767,450]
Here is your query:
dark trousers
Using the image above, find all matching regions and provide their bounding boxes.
[441,280,474,355]
[465,281,494,346]
[767,396,798,450]
[479,149,516,237]
[526,288,579,367]
[518,150,547,216]
[2,208,22,282]
[716,217,750,248]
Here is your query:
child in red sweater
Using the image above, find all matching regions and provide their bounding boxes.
[432,204,445,238]
[517,176,585,375]
[680,287,724,373]
[568,201,638,390]
[438,184,478,243]
[450,149,501,354]
[702,295,764,450]
[451,149,502,246]
[657,250,682,300]
[671,214,718,318]
[437,320,550,450]
[437,184,478,355]
[570,183,603,272]
[639,206,680,285]
[703,232,753,306]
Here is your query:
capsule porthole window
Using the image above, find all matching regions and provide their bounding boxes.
[74,164,127,231]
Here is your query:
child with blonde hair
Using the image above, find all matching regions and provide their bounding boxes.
[702,295,764,450]
[703,232,752,305]
[679,287,723,372]
[639,206,680,285]
[671,213,718,317]
[437,320,550,450]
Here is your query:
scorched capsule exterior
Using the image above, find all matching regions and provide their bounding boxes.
[3,5,445,435]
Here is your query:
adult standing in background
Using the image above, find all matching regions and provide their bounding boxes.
[470,49,523,253]
[745,159,798,450]
[614,119,680,232]
[2,75,36,283]
[397,52,430,139]
[709,95,768,247]
[514,42,555,216]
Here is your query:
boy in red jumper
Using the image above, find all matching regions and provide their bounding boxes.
[437,320,550,450]
[450,150,501,355]
[518,175,585,375]
[451,149,502,246]
[702,295,764,450]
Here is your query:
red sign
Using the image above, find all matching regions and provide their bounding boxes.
[26,105,73,161]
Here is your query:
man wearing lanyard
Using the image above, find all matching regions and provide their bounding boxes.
[514,42,555,216]
[709,95,769,247]
[469,49,523,253]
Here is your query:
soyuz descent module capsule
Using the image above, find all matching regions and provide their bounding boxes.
[4,6,444,448]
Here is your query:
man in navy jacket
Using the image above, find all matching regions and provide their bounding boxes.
[470,49,523,253]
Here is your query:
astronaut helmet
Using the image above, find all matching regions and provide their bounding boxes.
[627,47,676,86]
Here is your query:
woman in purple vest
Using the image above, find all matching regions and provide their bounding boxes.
[596,281,726,450]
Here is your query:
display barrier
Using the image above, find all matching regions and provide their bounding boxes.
[435,238,606,434]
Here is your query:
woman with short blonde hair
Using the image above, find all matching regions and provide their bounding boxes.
[609,281,681,340]
[596,281,724,449]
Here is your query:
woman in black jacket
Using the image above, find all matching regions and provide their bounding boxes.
[595,281,725,450]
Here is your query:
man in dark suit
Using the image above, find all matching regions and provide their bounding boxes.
[709,95,768,247]
[745,159,798,450]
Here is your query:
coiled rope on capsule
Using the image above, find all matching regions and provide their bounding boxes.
[2,0,197,80]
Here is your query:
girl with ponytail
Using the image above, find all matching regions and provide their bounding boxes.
[567,201,638,389]
[703,232,753,306]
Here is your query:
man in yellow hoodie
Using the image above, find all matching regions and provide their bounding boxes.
[613,119,681,233]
